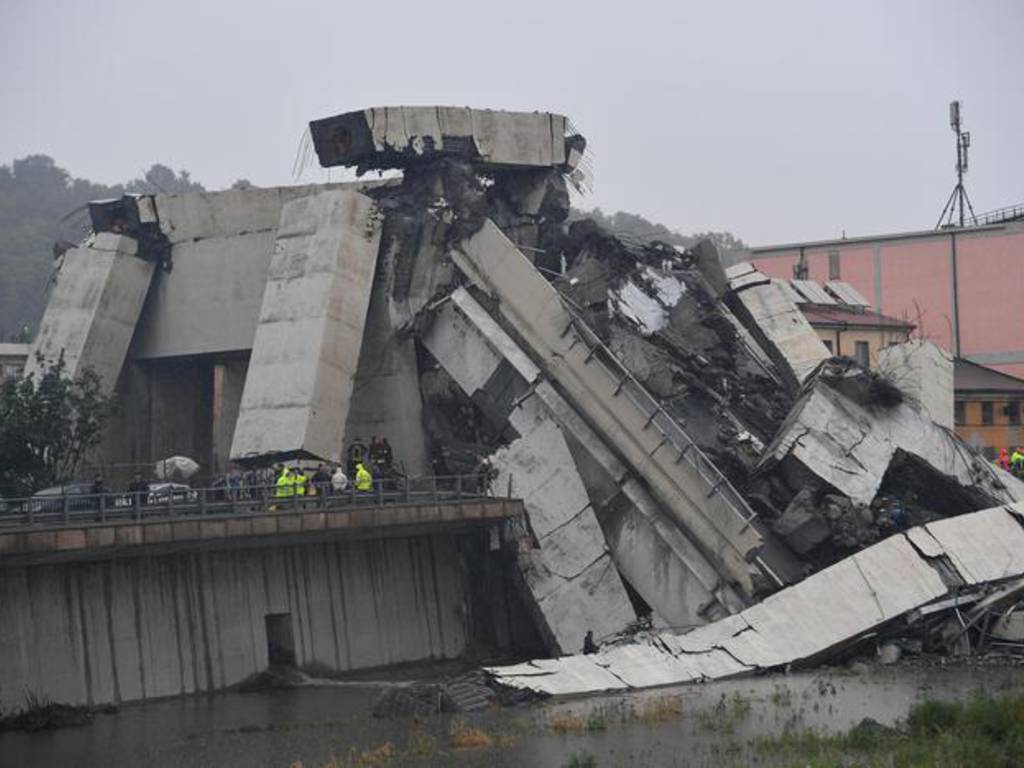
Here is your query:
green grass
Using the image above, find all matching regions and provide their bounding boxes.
[751,693,1024,767]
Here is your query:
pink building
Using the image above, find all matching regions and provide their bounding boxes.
[747,218,1024,378]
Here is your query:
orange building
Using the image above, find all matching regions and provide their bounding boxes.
[954,359,1024,460]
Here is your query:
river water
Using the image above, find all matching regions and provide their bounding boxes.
[3,660,1024,767]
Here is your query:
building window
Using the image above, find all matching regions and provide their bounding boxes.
[822,339,833,353]
[954,401,965,425]
[982,402,994,425]
[1009,403,1021,425]
[828,249,841,280]
[854,340,870,367]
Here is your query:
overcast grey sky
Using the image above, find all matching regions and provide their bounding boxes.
[1,0,1021,244]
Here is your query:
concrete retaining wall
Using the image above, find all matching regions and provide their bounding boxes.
[0,536,467,711]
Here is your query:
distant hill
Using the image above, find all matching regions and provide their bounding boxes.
[0,156,208,340]
[571,207,747,265]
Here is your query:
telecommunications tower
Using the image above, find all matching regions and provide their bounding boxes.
[936,100,977,228]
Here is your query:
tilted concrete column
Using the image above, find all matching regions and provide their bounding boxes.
[27,233,155,394]
[422,288,745,634]
[451,222,764,598]
[230,190,381,463]
[421,292,637,653]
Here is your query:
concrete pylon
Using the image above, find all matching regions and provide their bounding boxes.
[230,190,382,464]
[26,233,155,395]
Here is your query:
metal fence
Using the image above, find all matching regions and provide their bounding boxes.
[0,475,497,530]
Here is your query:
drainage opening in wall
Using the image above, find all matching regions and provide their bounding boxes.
[265,613,296,667]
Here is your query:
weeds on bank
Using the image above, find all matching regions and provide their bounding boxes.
[549,711,607,733]
[549,694,683,735]
[288,720,513,768]
[751,693,1024,768]
[694,692,751,734]
[562,751,598,768]
[635,694,683,724]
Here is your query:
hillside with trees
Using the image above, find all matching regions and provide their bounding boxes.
[0,157,206,340]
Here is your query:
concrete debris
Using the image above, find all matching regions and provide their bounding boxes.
[420,289,637,653]
[877,339,954,430]
[420,286,746,632]
[760,359,1024,513]
[31,103,1024,686]
[725,263,831,391]
[485,502,1024,696]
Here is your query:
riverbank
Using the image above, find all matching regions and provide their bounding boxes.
[2,657,1023,767]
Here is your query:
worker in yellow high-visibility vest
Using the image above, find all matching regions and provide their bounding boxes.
[354,462,373,492]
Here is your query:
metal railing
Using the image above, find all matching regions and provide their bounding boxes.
[972,203,1024,228]
[561,306,760,529]
[0,475,497,531]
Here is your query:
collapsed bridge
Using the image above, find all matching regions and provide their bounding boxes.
[17,105,1024,705]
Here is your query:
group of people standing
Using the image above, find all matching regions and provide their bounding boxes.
[271,436,397,505]
[996,447,1024,476]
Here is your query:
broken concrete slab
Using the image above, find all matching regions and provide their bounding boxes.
[878,339,954,430]
[451,221,765,597]
[310,107,582,173]
[26,233,155,394]
[230,189,382,464]
[492,415,637,652]
[487,501,1024,697]
[726,263,830,391]
[421,287,746,628]
[420,297,635,652]
[760,368,1024,509]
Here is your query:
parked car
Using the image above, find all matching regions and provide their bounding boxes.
[27,482,100,515]
[146,482,198,506]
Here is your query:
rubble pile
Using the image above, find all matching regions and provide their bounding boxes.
[38,104,1024,698]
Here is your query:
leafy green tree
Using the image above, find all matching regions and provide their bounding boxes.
[0,355,112,495]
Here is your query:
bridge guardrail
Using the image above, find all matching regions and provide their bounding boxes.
[0,475,498,531]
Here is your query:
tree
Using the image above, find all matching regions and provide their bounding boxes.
[0,156,207,339]
[124,164,205,195]
[570,207,748,262]
[0,355,112,495]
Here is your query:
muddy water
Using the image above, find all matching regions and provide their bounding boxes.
[3,661,1024,768]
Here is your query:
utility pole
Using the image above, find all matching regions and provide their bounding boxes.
[936,100,977,229]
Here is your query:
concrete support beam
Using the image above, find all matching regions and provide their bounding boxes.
[230,190,382,463]
[450,222,763,597]
[27,234,155,394]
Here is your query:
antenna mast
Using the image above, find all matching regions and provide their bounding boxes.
[936,100,977,228]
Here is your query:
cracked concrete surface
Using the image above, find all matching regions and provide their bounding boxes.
[761,368,1024,508]
[487,502,1024,696]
